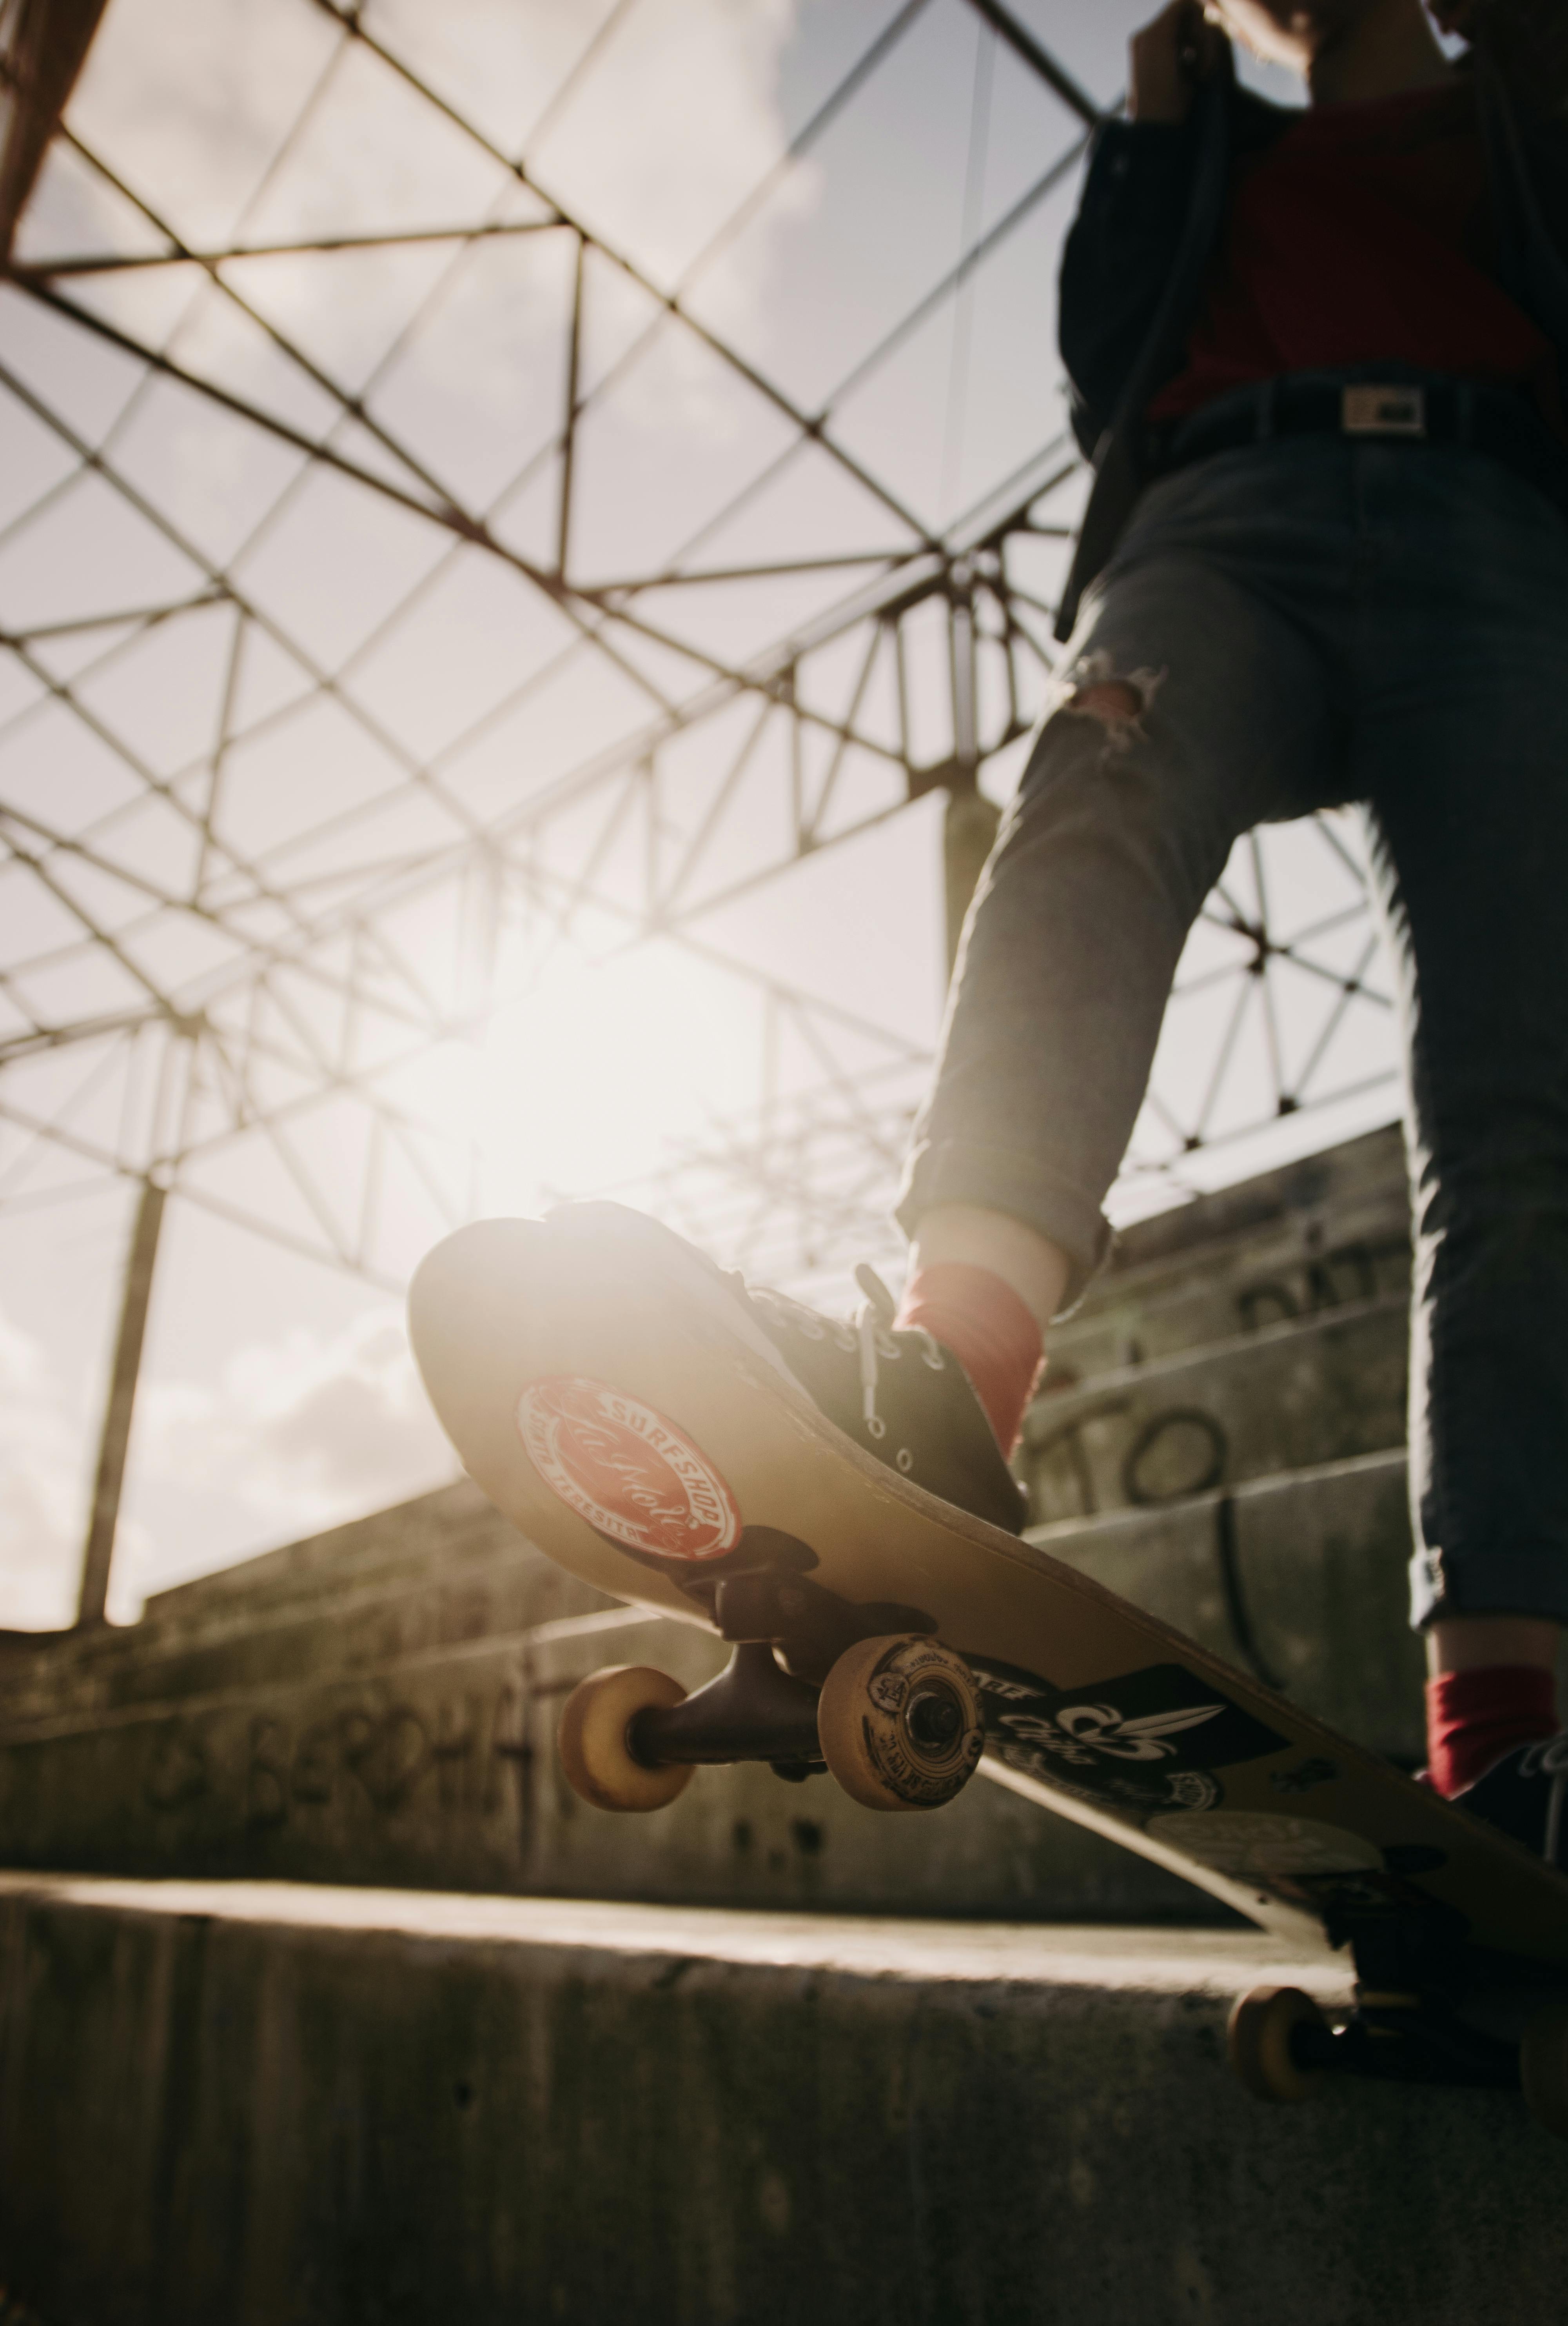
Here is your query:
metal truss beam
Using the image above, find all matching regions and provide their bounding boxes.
[0,0,110,260]
[0,0,1401,1620]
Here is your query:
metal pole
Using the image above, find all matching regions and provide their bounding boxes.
[942,587,1001,978]
[76,1176,166,1629]
[0,0,115,263]
[959,0,1103,128]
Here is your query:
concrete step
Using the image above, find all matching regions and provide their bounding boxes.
[1028,1446,1423,1764]
[1048,1189,1410,1383]
[1021,1292,1407,1524]
[0,1484,527,1710]
[0,1872,1562,2326]
[0,1512,615,1734]
[0,1484,621,1755]
[140,1480,509,1636]
[1095,1120,1406,1283]
[1048,1123,1408,1378]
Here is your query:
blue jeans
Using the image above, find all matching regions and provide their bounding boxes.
[897,418,1568,1629]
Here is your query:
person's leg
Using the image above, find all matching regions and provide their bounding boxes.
[1353,444,1568,1790]
[895,444,1349,1444]
[907,1204,1071,1330]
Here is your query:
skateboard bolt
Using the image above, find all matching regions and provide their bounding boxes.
[906,1688,962,1751]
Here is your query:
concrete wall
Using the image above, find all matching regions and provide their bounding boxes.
[0,1874,1564,2326]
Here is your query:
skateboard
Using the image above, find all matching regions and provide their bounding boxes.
[409,1202,1568,2132]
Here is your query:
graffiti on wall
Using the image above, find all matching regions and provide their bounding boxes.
[137,1668,593,1850]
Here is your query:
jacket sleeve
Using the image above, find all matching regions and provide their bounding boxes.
[1058,119,1203,458]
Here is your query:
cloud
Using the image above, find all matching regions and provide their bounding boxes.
[51,0,813,426]
[0,1298,458,1628]
[521,0,806,293]
[0,1313,90,1630]
[138,1304,457,1539]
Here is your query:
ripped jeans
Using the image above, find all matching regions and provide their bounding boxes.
[896,430,1568,1628]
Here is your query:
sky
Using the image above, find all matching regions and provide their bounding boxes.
[0,0,1396,1629]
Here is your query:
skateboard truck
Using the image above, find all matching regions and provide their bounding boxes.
[627,1562,965,1782]
[556,1561,986,1817]
[628,1642,825,1780]
[1282,1989,1520,2092]
[1230,1905,1568,2131]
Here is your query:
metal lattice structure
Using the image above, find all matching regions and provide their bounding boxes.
[0,0,1399,1619]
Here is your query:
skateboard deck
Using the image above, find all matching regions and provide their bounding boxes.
[409,1204,1568,2079]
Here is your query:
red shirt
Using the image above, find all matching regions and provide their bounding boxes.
[1149,81,1561,425]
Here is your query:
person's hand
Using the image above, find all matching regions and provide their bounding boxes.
[1129,0,1227,124]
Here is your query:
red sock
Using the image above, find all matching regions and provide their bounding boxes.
[1424,1666,1559,1797]
[896,1262,1044,1457]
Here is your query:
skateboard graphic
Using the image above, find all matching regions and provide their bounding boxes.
[409,1204,1568,2132]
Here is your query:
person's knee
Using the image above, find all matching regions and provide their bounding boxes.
[1009,655,1213,899]
[1056,653,1166,750]
[1068,679,1145,725]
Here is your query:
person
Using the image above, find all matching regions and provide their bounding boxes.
[735,0,1568,1865]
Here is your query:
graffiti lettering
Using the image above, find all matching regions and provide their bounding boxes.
[143,1722,207,1812]
[247,1717,289,1828]
[1027,1394,1131,1519]
[1237,1235,1409,1335]
[138,1681,546,1831]
[1120,1408,1227,1506]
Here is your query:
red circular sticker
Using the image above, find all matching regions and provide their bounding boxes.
[516,1376,742,1562]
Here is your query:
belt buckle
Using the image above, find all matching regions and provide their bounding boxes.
[1341,384,1426,438]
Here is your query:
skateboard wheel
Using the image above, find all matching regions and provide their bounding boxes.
[1521,1999,1568,2139]
[817,1634,983,1812]
[1227,1984,1325,2103]
[557,1666,695,1813]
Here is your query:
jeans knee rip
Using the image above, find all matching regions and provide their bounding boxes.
[1054,654,1166,754]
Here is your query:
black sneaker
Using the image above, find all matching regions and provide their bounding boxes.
[1451,1735,1568,1872]
[541,1203,1029,1535]
[735,1262,1028,1535]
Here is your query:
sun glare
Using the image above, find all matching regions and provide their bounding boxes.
[474,940,759,1213]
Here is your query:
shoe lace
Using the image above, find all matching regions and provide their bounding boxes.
[738,1261,943,1473]
[743,1279,857,1355]
[850,1265,942,1462]
[1521,1733,1568,1866]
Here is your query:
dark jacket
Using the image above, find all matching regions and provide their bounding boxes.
[1054,47,1568,638]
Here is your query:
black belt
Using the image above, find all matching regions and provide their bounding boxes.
[1149,376,1568,511]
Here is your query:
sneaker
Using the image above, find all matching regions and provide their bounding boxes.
[545,1202,1028,1534]
[1450,1734,1568,1872]
[735,1261,1028,1536]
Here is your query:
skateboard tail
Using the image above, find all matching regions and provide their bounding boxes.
[408,1209,801,1625]
[410,1209,793,1412]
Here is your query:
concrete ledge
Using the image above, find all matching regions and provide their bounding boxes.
[1051,1125,1409,1376]
[1029,1447,1423,1761]
[1,1874,1564,2326]
[1023,1294,1406,1522]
